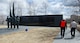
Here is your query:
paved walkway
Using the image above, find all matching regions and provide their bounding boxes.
[0,26,28,35]
[0,26,52,35]
[53,28,80,43]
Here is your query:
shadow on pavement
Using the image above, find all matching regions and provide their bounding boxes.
[64,37,74,40]
[0,28,19,35]
[54,37,74,40]
[54,37,63,39]
[0,28,18,30]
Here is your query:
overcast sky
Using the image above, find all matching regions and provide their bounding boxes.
[0,0,80,19]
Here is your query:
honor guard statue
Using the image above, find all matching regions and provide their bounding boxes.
[6,16,10,28]
[16,16,20,29]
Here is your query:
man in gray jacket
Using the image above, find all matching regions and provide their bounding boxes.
[70,20,77,38]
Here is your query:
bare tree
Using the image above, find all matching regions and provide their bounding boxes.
[27,0,33,16]
[42,2,48,15]
[63,0,79,14]
[77,0,80,12]
[32,2,36,15]
[65,0,80,22]
[17,3,22,16]
[0,15,6,25]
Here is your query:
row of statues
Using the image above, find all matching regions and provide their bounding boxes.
[6,16,20,29]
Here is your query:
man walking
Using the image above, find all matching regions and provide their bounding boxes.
[60,20,67,38]
[70,20,77,38]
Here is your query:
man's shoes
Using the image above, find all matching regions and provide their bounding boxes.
[71,36,75,39]
[61,36,64,38]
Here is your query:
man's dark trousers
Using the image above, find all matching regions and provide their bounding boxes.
[61,27,65,37]
[71,28,76,37]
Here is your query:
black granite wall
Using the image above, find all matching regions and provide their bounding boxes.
[19,15,63,27]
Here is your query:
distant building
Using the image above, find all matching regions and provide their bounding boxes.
[66,18,71,23]
[70,15,80,23]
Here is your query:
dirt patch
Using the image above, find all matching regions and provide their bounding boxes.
[0,27,60,43]
[0,25,7,28]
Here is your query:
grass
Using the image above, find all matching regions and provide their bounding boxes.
[0,25,60,43]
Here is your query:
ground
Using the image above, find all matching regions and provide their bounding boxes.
[0,25,7,28]
[53,24,80,43]
[0,25,60,43]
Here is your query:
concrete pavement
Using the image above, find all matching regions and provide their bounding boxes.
[53,27,80,43]
[0,26,28,35]
[0,26,55,35]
